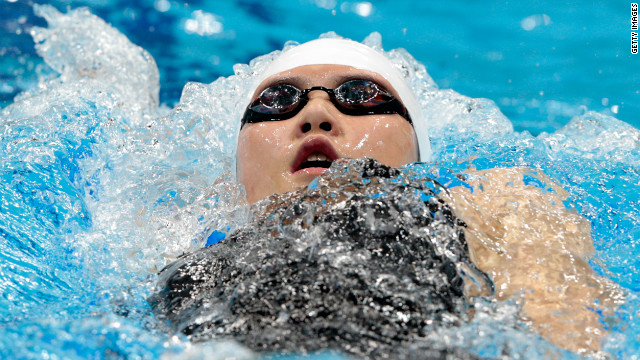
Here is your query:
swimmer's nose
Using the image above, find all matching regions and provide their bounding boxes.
[296,91,341,136]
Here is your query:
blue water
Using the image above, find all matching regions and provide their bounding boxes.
[1,1,639,359]
[3,0,638,135]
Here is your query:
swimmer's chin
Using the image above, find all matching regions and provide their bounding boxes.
[249,158,353,208]
[251,158,386,207]
[291,166,329,177]
[289,157,356,182]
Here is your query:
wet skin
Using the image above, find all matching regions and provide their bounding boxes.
[234,66,621,355]
[236,65,419,204]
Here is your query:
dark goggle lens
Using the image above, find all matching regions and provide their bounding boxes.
[336,79,384,107]
[253,84,301,114]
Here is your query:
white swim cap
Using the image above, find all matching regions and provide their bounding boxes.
[248,38,432,162]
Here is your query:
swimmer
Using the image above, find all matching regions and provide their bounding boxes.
[236,38,428,204]
[233,37,622,354]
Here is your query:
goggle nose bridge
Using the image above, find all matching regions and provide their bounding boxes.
[298,86,338,103]
[289,86,347,113]
[296,84,376,109]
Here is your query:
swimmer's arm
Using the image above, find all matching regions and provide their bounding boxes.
[442,167,623,354]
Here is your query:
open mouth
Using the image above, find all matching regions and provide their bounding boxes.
[299,152,333,169]
[291,137,339,174]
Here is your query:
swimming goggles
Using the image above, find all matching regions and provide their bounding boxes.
[241,79,412,128]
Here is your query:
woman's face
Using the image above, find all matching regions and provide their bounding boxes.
[237,64,419,204]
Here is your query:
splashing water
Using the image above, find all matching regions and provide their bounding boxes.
[150,158,493,359]
[1,4,639,360]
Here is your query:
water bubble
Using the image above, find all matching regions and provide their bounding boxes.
[521,14,552,31]
[184,10,223,36]
[154,0,170,12]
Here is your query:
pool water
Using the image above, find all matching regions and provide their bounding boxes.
[0,1,639,359]
[3,0,638,135]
